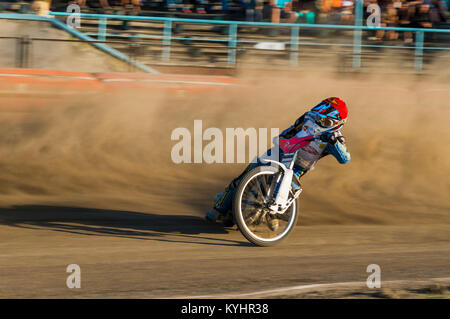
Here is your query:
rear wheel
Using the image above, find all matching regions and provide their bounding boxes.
[233,166,299,247]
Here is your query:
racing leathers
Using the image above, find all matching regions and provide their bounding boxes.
[211,111,351,218]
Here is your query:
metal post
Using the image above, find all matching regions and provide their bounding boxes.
[352,0,363,68]
[162,20,172,61]
[15,38,23,68]
[16,36,31,68]
[98,17,107,41]
[228,23,237,65]
[128,40,140,72]
[414,31,424,71]
[290,25,300,67]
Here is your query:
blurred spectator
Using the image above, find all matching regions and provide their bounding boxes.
[339,0,354,24]
[196,0,208,14]
[270,0,298,23]
[413,1,433,28]
[399,0,433,43]
[318,0,353,24]
[167,0,183,12]
[165,0,209,13]
[239,0,264,21]
[396,0,415,43]
[79,0,112,10]
[31,0,52,15]
[73,0,86,7]
[175,0,208,13]
[375,1,400,40]
[14,0,450,31]
[293,0,317,24]
[429,0,448,25]
[165,0,193,13]
[181,0,193,13]
[121,0,142,14]
[98,0,112,9]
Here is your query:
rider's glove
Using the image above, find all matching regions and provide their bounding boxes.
[320,133,338,145]
[337,135,346,145]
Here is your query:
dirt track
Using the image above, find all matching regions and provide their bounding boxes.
[0,71,449,298]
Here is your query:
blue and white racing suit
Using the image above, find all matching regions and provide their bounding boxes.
[213,111,351,215]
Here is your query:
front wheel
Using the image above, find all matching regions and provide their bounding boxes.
[232,166,299,247]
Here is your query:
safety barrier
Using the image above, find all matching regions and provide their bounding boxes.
[48,11,450,71]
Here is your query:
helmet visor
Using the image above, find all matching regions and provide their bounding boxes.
[316,115,342,128]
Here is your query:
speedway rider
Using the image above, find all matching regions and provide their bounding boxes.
[206,97,351,228]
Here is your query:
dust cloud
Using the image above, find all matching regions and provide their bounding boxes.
[0,71,449,226]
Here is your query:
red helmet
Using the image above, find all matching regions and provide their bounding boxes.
[311,97,348,121]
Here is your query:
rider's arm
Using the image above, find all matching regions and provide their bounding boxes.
[278,114,306,140]
[323,131,351,164]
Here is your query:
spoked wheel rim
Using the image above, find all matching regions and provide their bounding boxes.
[237,170,297,243]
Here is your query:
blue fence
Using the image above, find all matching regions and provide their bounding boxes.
[1,10,449,71]
[48,11,450,71]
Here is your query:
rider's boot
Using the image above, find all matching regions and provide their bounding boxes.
[205,192,235,227]
[205,207,222,222]
[220,211,235,227]
[205,192,226,222]
[206,207,235,227]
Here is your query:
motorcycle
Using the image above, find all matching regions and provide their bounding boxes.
[232,138,311,247]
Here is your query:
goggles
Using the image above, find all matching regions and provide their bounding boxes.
[315,115,344,128]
